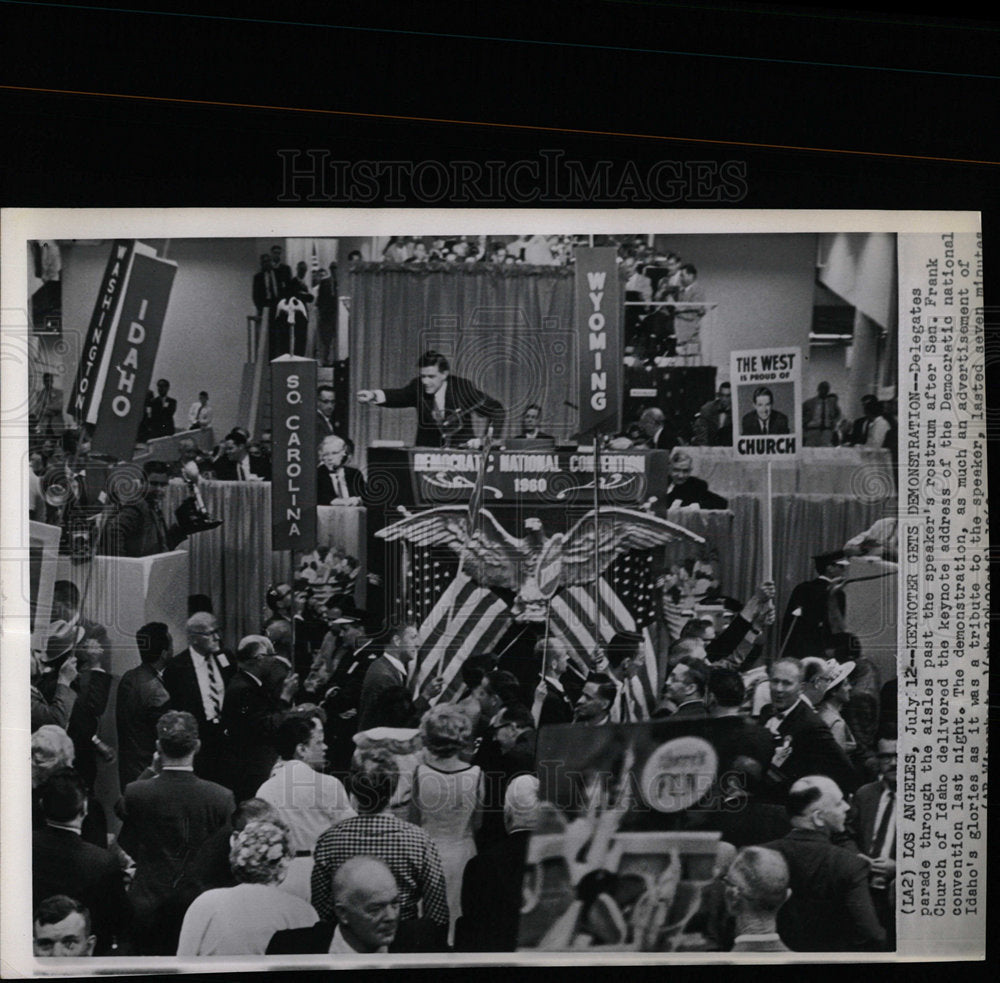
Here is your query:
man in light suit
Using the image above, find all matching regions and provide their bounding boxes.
[117,712,234,954]
[162,612,235,786]
[357,622,442,732]
[358,350,505,448]
[741,386,790,436]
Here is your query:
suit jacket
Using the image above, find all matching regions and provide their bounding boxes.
[221,670,293,801]
[741,409,790,436]
[116,662,171,788]
[538,681,575,730]
[97,498,183,557]
[267,917,445,954]
[515,430,554,440]
[317,464,368,505]
[455,830,531,952]
[782,577,845,661]
[764,828,885,951]
[380,374,505,447]
[117,770,234,947]
[670,699,709,719]
[252,268,280,312]
[65,666,111,789]
[148,395,177,438]
[691,397,733,446]
[163,648,236,783]
[656,475,728,510]
[845,779,895,858]
[760,699,859,798]
[357,655,408,732]
[32,825,131,955]
[210,454,269,481]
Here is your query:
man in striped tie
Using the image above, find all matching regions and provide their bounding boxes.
[162,612,235,788]
[845,735,897,946]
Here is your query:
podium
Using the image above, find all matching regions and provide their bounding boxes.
[53,550,189,824]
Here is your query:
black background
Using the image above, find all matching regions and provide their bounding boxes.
[3,0,996,979]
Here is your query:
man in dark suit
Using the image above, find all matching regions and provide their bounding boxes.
[723,846,791,952]
[656,656,710,719]
[515,403,554,441]
[457,774,538,951]
[764,776,885,951]
[572,674,618,726]
[317,384,337,436]
[162,611,235,786]
[268,856,441,954]
[252,253,279,325]
[116,621,172,789]
[844,736,897,945]
[654,449,728,510]
[759,657,859,802]
[147,378,177,439]
[533,637,577,729]
[97,460,198,557]
[317,433,368,505]
[741,386,790,436]
[220,634,300,803]
[782,550,849,661]
[118,711,234,955]
[357,622,442,732]
[210,429,268,481]
[635,406,681,450]
[691,382,733,446]
[32,768,131,955]
[357,350,505,448]
[268,244,291,294]
[315,262,339,366]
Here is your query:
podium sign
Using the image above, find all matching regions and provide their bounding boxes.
[271,356,317,551]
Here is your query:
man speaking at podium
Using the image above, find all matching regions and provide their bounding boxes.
[358,350,504,448]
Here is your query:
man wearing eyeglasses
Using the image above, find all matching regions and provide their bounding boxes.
[163,612,235,787]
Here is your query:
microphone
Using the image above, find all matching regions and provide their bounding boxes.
[182,460,208,517]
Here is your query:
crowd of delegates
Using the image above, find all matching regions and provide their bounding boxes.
[32,551,900,957]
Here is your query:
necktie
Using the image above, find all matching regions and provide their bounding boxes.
[870,790,895,855]
[819,397,827,429]
[152,507,168,551]
[206,654,223,721]
[267,269,276,301]
[863,419,871,441]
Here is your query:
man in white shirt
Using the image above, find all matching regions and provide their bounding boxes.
[256,714,356,899]
[187,391,213,429]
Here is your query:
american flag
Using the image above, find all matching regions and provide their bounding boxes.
[406,541,662,715]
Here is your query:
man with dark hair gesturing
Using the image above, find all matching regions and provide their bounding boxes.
[358,350,505,448]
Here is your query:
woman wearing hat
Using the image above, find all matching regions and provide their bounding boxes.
[815,660,858,756]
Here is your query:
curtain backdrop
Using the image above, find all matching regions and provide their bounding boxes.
[167,482,885,654]
[348,263,577,468]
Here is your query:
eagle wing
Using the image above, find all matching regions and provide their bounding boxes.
[376,505,534,591]
[557,507,706,587]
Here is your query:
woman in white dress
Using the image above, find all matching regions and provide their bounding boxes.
[815,660,859,756]
[176,820,317,956]
[409,704,484,944]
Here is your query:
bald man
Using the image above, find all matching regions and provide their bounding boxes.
[763,776,885,951]
[723,847,791,951]
[316,434,367,506]
[268,856,441,954]
[163,612,235,785]
[636,407,680,450]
